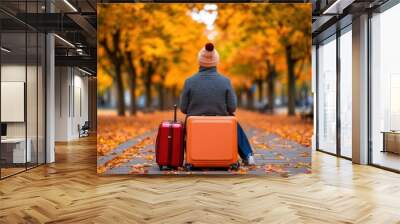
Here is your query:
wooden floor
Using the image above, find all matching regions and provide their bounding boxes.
[1,136,400,224]
[372,151,400,171]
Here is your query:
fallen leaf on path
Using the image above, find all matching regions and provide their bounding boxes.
[275,154,285,160]
[144,155,154,161]
[299,152,309,157]
[293,162,311,169]
[264,164,286,173]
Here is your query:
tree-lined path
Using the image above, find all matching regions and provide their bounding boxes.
[97,110,312,175]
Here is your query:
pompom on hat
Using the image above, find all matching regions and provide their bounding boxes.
[198,43,219,68]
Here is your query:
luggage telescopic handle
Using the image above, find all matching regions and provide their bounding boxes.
[173,104,177,122]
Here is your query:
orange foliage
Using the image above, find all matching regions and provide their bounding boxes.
[216,4,311,91]
[97,136,153,174]
[98,4,311,97]
[97,4,207,95]
[97,109,312,175]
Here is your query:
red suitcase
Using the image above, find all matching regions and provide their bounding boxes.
[155,105,184,170]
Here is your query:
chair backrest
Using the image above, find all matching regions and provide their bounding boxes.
[82,121,90,129]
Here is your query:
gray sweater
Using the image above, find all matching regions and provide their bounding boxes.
[180,67,237,116]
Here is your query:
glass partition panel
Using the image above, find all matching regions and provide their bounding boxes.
[317,36,337,154]
[371,4,400,171]
[38,32,45,165]
[27,30,38,169]
[1,30,27,177]
[339,28,352,158]
[0,1,46,179]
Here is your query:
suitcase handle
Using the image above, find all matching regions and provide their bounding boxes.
[173,104,177,122]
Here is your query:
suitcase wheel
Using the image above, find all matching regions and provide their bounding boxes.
[230,162,240,171]
[184,163,193,171]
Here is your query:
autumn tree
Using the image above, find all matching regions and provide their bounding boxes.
[216,4,259,110]
[216,4,311,114]
[98,4,145,116]
[261,4,312,115]
[98,5,125,115]
[216,4,282,111]
[98,4,206,115]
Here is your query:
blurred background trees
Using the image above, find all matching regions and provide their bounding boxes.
[98,4,206,116]
[98,3,312,116]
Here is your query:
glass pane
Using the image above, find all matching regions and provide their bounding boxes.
[1,30,27,177]
[371,4,400,171]
[38,33,45,165]
[340,29,352,158]
[27,31,38,168]
[0,1,46,178]
[318,36,337,154]
[26,0,40,167]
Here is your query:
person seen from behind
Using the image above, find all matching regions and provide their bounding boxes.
[179,43,256,165]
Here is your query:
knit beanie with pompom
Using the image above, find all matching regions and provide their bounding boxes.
[198,43,219,68]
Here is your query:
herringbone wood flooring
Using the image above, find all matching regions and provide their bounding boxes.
[1,136,400,224]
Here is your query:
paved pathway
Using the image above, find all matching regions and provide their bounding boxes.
[98,126,311,176]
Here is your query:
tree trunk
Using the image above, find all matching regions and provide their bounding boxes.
[281,84,286,106]
[167,87,174,109]
[157,83,165,111]
[172,85,178,105]
[237,88,243,107]
[257,79,263,103]
[127,53,137,116]
[99,30,126,116]
[129,73,137,116]
[115,63,125,116]
[144,63,154,110]
[267,71,276,113]
[247,88,254,110]
[286,45,296,116]
[145,77,152,109]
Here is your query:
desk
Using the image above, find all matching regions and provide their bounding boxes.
[382,131,400,155]
[1,138,31,163]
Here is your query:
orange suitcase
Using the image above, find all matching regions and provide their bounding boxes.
[185,116,240,170]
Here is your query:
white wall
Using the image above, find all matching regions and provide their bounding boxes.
[55,66,70,141]
[1,65,29,138]
[1,63,46,164]
[55,66,89,141]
